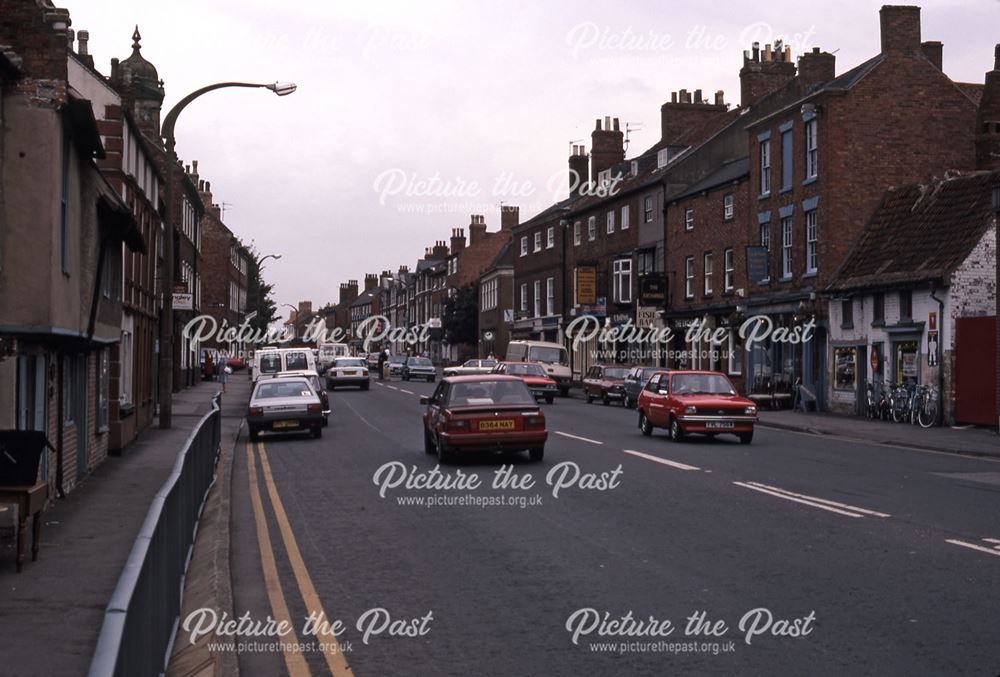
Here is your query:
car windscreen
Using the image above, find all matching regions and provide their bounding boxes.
[389,355,407,364]
[482,359,497,367]
[528,346,567,365]
[506,364,545,377]
[671,373,736,396]
[336,359,366,368]
[447,380,535,406]
[409,358,432,366]
[255,380,313,399]
[284,351,309,371]
[604,367,628,380]
[258,354,282,373]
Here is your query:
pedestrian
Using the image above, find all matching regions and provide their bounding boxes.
[220,362,231,394]
[377,350,386,380]
[204,351,215,381]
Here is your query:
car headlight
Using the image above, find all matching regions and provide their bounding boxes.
[684,405,697,414]
[745,405,757,415]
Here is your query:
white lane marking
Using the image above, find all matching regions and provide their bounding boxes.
[743,481,891,518]
[400,389,414,395]
[733,481,864,518]
[387,385,399,391]
[337,395,383,434]
[982,538,1000,545]
[624,449,700,471]
[945,539,1000,558]
[554,431,604,445]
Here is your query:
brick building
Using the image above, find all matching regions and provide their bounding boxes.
[0,3,144,494]
[478,240,515,359]
[197,175,249,358]
[826,171,997,424]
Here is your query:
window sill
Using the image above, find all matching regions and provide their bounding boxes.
[802,271,817,279]
[779,186,793,195]
[802,175,818,186]
[779,276,793,283]
[840,324,854,331]
[758,193,771,201]
[871,321,885,328]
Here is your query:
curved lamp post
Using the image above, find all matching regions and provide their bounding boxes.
[159,82,296,428]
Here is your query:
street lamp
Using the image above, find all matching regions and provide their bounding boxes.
[158,81,296,428]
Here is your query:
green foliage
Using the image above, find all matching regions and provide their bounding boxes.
[242,241,277,333]
[442,283,478,346]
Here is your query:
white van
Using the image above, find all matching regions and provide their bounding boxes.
[505,340,571,396]
[252,347,318,383]
[318,342,350,372]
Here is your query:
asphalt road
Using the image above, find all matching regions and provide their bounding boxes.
[229,376,1000,677]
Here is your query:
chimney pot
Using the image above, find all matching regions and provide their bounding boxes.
[995,43,1000,69]
[77,29,89,55]
[715,90,725,105]
[694,89,702,103]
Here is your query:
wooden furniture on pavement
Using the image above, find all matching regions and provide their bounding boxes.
[0,483,47,572]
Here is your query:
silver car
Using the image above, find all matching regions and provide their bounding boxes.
[248,376,325,441]
[325,357,371,390]
[402,356,436,382]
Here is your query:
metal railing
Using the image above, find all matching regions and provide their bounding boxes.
[89,392,223,677]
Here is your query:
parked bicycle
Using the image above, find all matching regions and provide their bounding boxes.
[911,384,940,428]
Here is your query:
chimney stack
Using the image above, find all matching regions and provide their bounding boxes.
[590,116,625,183]
[364,273,378,291]
[660,89,728,147]
[569,145,589,197]
[975,43,1000,170]
[921,41,943,71]
[431,240,450,259]
[880,5,922,55]
[740,40,797,107]
[501,204,520,230]
[450,227,467,255]
[469,214,488,244]
[298,301,313,316]
[797,47,837,86]
[340,281,359,305]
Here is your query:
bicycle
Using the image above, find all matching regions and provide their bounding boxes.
[890,382,911,423]
[912,384,940,428]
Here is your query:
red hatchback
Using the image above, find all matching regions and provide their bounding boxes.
[491,361,559,404]
[636,370,758,444]
[421,375,548,463]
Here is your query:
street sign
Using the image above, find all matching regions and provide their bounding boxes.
[172,293,193,310]
[639,276,667,304]
[870,345,879,373]
[928,311,937,331]
[746,245,769,283]
[927,330,939,367]
[636,306,659,328]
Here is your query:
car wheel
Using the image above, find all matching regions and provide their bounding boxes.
[602,392,611,406]
[529,447,544,462]
[669,417,685,442]
[424,429,436,454]
[639,412,652,437]
[327,383,335,391]
[312,426,323,439]
[322,417,328,427]
[739,431,754,445]
[558,386,569,397]
[436,436,452,464]
[585,391,593,404]
[361,382,370,391]
[428,376,435,383]
[545,394,554,404]
[623,395,632,409]
[249,426,260,442]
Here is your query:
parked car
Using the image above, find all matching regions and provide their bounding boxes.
[420,375,547,463]
[443,358,498,377]
[259,370,330,425]
[505,340,571,396]
[248,375,326,441]
[622,366,664,409]
[387,354,407,376]
[582,365,629,405]
[325,357,370,390]
[636,370,757,444]
[492,361,558,404]
[226,355,246,371]
[402,356,436,382]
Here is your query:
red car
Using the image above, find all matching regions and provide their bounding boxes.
[582,364,629,405]
[491,361,558,404]
[636,370,758,444]
[421,375,547,464]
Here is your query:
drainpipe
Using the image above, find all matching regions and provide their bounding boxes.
[55,356,66,498]
[928,281,945,426]
[86,234,110,340]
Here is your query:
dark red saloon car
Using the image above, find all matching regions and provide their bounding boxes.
[636,370,758,444]
[421,375,548,463]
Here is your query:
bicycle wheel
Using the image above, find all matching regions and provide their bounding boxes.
[917,397,939,428]
[891,395,905,423]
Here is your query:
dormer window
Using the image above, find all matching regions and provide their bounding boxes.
[598,168,612,188]
[657,148,670,168]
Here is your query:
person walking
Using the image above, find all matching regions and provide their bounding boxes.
[220,362,231,394]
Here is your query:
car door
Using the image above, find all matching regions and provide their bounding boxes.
[644,374,668,425]
[425,381,449,434]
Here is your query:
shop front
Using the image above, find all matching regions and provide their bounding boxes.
[743,304,826,410]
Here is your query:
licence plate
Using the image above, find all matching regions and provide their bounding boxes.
[705,421,735,429]
[345,370,357,375]
[479,419,514,431]
[273,420,299,429]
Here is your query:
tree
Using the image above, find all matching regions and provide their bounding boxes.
[442,283,479,347]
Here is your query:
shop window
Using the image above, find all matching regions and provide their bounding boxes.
[834,347,857,391]
[895,341,919,385]
[872,293,885,325]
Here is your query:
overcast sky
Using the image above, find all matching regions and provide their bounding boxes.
[68,0,998,321]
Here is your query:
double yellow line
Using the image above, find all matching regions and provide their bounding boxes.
[246,440,354,676]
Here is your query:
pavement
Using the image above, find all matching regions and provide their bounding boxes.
[757,408,1000,458]
[227,377,1000,676]
[0,375,242,677]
